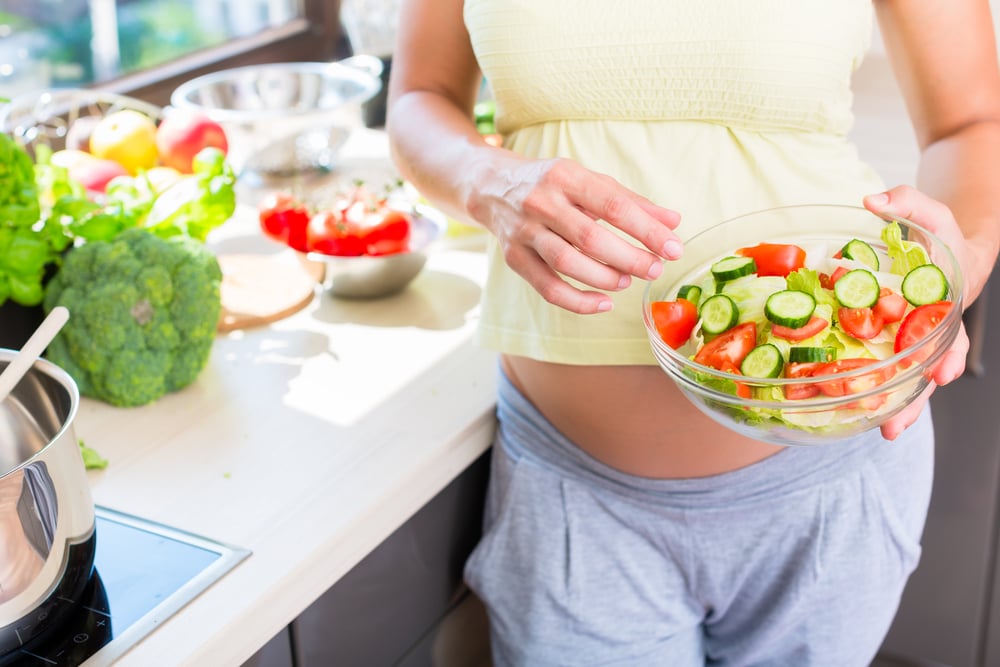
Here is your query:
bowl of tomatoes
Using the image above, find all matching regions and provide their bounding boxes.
[642,204,964,446]
[258,182,447,299]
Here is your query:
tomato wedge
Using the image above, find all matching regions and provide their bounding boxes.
[809,358,891,397]
[718,360,752,399]
[651,298,698,349]
[736,242,807,277]
[894,301,954,366]
[874,287,907,324]
[819,266,850,290]
[838,307,885,340]
[771,316,829,341]
[784,361,822,399]
[694,322,758,370]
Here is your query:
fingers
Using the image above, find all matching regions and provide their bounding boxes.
[931,323,970,386]
[863,185,956,236]
[506,243,617,314]
[881,382,937,441]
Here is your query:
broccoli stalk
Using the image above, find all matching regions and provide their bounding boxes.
[42,227,223,407]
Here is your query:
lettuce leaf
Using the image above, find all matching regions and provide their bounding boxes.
[881,220,930,276]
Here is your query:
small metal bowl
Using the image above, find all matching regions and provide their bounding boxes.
[169,56,382,180]
[303,205,448,299]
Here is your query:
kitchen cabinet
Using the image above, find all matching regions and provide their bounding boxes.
[286,450,491,666]
[875,277,1000,666]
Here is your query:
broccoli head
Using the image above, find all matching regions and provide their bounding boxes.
[43,227,223,407]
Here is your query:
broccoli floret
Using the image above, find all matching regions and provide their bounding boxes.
[42,227,222,407]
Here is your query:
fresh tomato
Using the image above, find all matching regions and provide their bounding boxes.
[894,301,954,366]
[809,358,889,397]
[838,307,885,340]
[651,298,699,349]
[784,362,822,399]
[736,242,807,277]
[718,360,752,399]
[358,209,412,256]
[694,322,757,370]
[771,316,829,341]
[874,287,908,324]
[819,266,850,290]
[259,192,310,249]
[306,211,365,256]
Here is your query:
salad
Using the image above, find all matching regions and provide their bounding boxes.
[649,221,955,431]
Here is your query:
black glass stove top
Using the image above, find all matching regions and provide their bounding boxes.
[2,507,249,666]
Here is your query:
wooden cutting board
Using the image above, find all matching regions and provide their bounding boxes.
[216,252,324,333]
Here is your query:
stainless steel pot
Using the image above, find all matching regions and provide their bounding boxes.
[0,349,96,653]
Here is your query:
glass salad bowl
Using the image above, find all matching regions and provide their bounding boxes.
[642,204,964,446]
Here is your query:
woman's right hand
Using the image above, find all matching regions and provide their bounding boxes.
[466,153,684,314]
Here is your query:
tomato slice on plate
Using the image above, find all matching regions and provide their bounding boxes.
[736,242,807,277]
[771,316,828,341]
[651,298,698,349]
[694,322,757,370]
[838,307,885,340]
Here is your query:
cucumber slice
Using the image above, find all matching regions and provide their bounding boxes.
[764,290,816,329]
[740,344,784,379]
[676,284,703,306]
[901,264,949,306]
[699,294,740,335]
[833,269,880,309]
[711,256,756,282]
[840,239,880,270]
[788,346,837,363]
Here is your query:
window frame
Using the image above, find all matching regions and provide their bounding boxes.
[89,0,348,107]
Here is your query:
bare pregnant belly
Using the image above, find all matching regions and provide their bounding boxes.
[501,355,785,479]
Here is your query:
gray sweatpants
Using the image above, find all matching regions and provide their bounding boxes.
[465,370,934,667]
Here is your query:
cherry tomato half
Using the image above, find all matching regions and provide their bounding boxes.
[651,298,698,349]
[736,242,807,277]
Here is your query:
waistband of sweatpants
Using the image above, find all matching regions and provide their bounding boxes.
[495,366,916,509]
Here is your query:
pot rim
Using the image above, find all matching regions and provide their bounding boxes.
[0,347,81,481]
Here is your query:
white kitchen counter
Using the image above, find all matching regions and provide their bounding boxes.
[77,130,499,666]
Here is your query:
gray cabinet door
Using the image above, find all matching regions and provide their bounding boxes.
[291,451,490,666]
[879,281,1000,666]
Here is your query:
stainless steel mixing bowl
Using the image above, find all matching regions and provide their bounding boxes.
[169,56,382,181]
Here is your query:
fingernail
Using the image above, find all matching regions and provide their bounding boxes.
[662,240,683,258]
[597,300,613,312]
[868,193,889,206]
[646,261,663,280]
[618,275,631,289]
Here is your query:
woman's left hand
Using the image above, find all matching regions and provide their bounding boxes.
[863,185,973,440]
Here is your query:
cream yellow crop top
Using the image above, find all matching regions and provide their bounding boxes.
[464,0,886,365]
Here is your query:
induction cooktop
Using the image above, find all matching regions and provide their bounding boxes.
[1,506,250,666]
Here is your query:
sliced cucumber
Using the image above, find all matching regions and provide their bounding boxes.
[840,239,880,270]
[833,269,880,309]
[699,294,739,335]
[676,284,703,306]
[788,346,837,363]
[901,264,949,306]
[764,290,816,329]
[711,256,756,282]
[740,344,785,379]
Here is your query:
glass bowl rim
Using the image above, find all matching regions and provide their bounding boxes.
[642,203,964,403]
